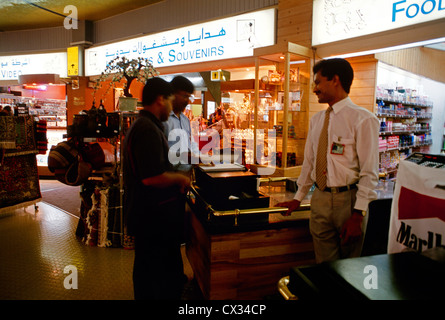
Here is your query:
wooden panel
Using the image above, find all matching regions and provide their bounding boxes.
[376,47,445,84]
[187,210,315,300]
[277,0,313,48]
[348,58,378,113]
[186,209,211,299]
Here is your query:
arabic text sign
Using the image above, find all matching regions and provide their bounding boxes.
[312,0,445,46]
[0,52,67,81]
[85,8,275,76]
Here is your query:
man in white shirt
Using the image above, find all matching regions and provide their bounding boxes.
[277,58,379,263]
[164,75,199,171]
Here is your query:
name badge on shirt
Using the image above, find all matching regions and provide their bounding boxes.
[331,142,345,155]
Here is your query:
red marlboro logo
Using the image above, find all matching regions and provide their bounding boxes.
[399,186,445,223]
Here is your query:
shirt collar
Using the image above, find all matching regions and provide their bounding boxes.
[332,96,351,114]
[169,111,183,120]
[139,109,164,131]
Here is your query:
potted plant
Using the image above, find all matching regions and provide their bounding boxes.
[93,56,158,111]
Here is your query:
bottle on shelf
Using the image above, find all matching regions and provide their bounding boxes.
[97,99,108,135]
[87,100,98,135]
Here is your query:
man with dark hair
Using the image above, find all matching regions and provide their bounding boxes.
[123,77,190,299]
[164,75,199,170]
[277,58,379,263]
[312,58,354,94]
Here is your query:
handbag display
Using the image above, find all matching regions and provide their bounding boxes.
[81,142,105,170]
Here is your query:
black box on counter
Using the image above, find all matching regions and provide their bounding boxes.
[286,178,298,192]
[194,164,269,211]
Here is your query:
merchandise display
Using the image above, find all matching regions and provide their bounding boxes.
[376,85,433,177]
[0,115,41,212]
[0,88,67,174]
[66,109,138,248]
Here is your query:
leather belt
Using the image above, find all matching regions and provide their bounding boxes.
[315,182,357,193]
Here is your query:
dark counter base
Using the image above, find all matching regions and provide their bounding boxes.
[186,207,315,300]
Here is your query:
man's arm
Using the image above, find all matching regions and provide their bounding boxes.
[354,115,380,210]
[142,172,190,193]
[341,115,379,245]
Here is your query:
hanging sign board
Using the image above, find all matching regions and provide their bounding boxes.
[313,0,445,46]
[67,46,79,76]
[85,8,276,76]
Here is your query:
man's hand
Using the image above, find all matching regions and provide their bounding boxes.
[275,199,301,216]
[177,174,191,194]
[340,210,364,245]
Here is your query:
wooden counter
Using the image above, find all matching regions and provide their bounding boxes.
[185,183,315,300]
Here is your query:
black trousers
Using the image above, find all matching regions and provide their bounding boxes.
[133,235,184,300]
[131,198,186,300]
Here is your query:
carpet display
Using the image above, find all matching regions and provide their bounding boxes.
[0,115,41,211]
[76,181,122,248]
[8,115,36,154]
[0,116,16,149]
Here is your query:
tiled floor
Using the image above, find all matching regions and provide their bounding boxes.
[0,202,135,300]
[0,183,197,300]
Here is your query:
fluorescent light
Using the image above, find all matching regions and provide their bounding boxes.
[290,60,306,65]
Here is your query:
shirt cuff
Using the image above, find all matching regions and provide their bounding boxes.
[354,197,370,211]
[294,190,306,202]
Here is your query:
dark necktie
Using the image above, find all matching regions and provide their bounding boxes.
[315,106,333,191]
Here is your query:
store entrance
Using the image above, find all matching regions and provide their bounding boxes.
[0,76,67,177]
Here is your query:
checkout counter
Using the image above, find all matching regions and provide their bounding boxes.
[277,153,445,300]
[186,161,430,300]
[185,164,316,300]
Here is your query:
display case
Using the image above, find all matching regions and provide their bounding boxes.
[249,43,312,177]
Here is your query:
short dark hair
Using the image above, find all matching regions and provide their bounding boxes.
[142,77,174,106]
[313,58,354,94]
[170,75,194,94]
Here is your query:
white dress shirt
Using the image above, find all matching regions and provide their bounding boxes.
[295,97,380,210]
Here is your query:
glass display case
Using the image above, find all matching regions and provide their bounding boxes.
[250,43,312,177]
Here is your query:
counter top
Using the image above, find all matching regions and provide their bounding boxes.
[187,178,394,235]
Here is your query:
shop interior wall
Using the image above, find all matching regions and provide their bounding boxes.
[67,78,145,121]
[375,47,445,85]
[0,26,70,54]
[307,56,378,121]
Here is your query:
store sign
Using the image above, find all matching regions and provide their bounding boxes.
[67,46,79,76]
[0,52,67,81]
[312,0,445,46]
[85,8,275,76]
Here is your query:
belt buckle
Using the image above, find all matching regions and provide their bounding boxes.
[331,187,339,193]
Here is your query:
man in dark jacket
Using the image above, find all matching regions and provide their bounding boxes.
[123,77,190,299]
